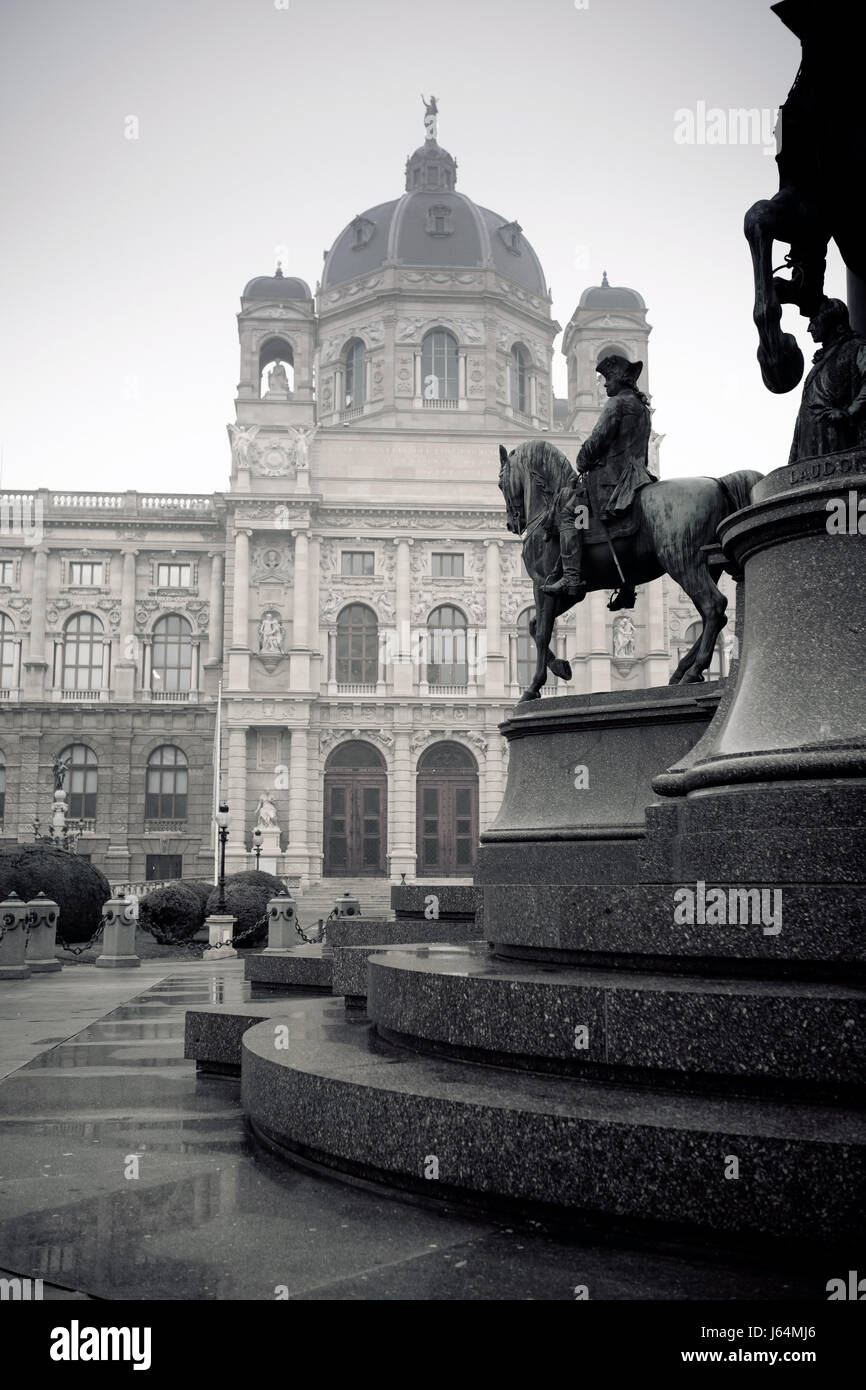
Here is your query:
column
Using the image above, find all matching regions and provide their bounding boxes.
[484,540,504,696]
[307,535,321,683]
[285,728,311,884]
[480,731,504,836]
[23,547,49,697]
[327,628,337,695]
[508,631,518,694]
[290,531,311,690]
[225,725,248,871]
[645,578,671,687]
[388,729,416,881]
[228,529,250,688]
[114,549,138,700]
[393,538,413,695]
[231,530,250,647]
[458,352,467,400]
[207,551,224,666]
[334,366,343,413]
[413,353,422,398]
[587,590,611,691]
[530,373,538,421]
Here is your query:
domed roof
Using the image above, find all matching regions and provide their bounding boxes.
[578,271,645,312]
[321,134,548,299]
[243,268,312,301]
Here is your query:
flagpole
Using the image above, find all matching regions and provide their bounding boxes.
[213,680,222,885]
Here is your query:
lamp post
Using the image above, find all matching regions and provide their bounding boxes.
[252,826,263,869]
[215,802,230,913]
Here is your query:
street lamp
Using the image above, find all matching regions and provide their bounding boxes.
[215,802,231,913]
[252,826,263,869]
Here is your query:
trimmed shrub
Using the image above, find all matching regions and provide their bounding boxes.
[182,880,214,915]
[205,870,285,946]
[139,882,206,943]
[0,844,111,944]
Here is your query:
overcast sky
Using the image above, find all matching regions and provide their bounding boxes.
[0,0,846,492]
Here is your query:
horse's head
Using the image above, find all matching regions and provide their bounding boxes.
[498,443,525,533]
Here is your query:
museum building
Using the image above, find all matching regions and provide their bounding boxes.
[0,114,728,889]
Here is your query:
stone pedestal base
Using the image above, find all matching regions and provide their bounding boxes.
[203,913,237,961]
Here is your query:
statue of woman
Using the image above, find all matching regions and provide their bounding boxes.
[254,792,278,828]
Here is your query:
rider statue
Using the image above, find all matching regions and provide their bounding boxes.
[544,354,655,599]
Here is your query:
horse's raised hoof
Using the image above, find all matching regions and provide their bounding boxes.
[549,658,572,681]
[757,335,804,394]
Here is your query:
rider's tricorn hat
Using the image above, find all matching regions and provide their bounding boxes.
[596,353,643,384]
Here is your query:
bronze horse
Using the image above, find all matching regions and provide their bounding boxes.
[744,0,866,393]
[499,440,761,700]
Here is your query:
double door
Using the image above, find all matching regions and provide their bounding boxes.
[324,774,387,876]
[417,776,477,877]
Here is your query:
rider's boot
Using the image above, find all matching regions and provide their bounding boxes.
[543,519,587,598]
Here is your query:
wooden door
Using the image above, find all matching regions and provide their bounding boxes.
[324,774,387,876]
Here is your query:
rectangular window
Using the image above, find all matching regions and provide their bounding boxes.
[145,854,183,881]
[68,561,103,586]
[431,553,464,578]
[156,563,191,588]
[0,561,14,585]
[341,551,374,577]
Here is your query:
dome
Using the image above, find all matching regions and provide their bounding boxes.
[578,271,645,312]
[243,268,312,301]
[321,136,548,298]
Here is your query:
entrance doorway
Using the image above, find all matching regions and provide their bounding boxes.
[323,740,387,876]
[416,741,479,877]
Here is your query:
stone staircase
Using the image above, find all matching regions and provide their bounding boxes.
[291,877,394,931]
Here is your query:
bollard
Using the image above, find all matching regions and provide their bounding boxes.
[94,896,141,969]
[203,913,237,961]
[262,889,298,954]
[0,892,31,979]
[334,890,360,918]
[25,893,62,973]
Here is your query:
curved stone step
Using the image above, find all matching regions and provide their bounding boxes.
[240,999,865,1246]
[245,945,333,991]
[365,947,865,1094]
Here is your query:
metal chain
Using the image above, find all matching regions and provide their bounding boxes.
[56,924,105,956]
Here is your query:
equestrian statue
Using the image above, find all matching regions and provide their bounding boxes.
[499,353,761,701]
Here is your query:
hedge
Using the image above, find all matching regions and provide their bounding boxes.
[139,882,207,942]
[205,870,286,946]
[0,844,112,944]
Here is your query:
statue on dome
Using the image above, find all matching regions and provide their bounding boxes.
[267,361,290,395]
[422,94,438,141]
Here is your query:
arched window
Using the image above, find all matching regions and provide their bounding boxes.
[0,753,5,822]
[510,344,529,414]
[336,603,378,685]
[421,329,458,401]
[58,744,98,820]
[344,338,366,407]
[516,606,535,688]
[0,613,16,689]
[152,614,194,693]
[62,613,104,692]
[258,337,294,397]
[427,605,468,686]
[145,745,188,821]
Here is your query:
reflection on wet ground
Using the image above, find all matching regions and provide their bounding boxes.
[0,970,824,1301]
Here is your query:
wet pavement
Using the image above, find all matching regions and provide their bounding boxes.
[0,965,831,1300]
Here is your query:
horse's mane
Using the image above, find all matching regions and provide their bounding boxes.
[512,438,575,491]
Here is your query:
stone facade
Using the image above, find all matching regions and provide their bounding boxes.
[0,122,727,885]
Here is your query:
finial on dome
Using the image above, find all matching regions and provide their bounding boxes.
[601,270,609,287]
[275,263,284,277]
[422,93,439,141]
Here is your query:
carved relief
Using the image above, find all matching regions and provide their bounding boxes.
[399,271,481,286]
[396,317,484,345]
[371,358,385,400]
[319,727,394,758]
[250,437,296,479]
[184,599,210,633]
[467,358,486,396]
[6,595,31,630]
[323,274,382,306]
[251,541,294,584]
[395,355,414,396]
[356,321,385,348]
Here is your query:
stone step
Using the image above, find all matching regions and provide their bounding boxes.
[240,997,866,1247]
[483,882,865,974]
[365,946,865,1094]
[245,944,334,991]
[184,994,337,1076]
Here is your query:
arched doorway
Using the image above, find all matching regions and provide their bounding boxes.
[416,741,479,877]
[323,740,387,876]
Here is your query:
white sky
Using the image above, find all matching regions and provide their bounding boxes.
[0,0,846,492]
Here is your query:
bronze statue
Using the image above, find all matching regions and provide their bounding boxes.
[744,0,866,395]
[789,298,866,463]
[543,355,655,599]
[499,442,761,699]
[52,754,69,791]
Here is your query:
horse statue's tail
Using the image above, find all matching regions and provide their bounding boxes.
[717,469,763,517]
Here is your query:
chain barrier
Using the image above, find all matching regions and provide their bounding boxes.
[56,924,105,957]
